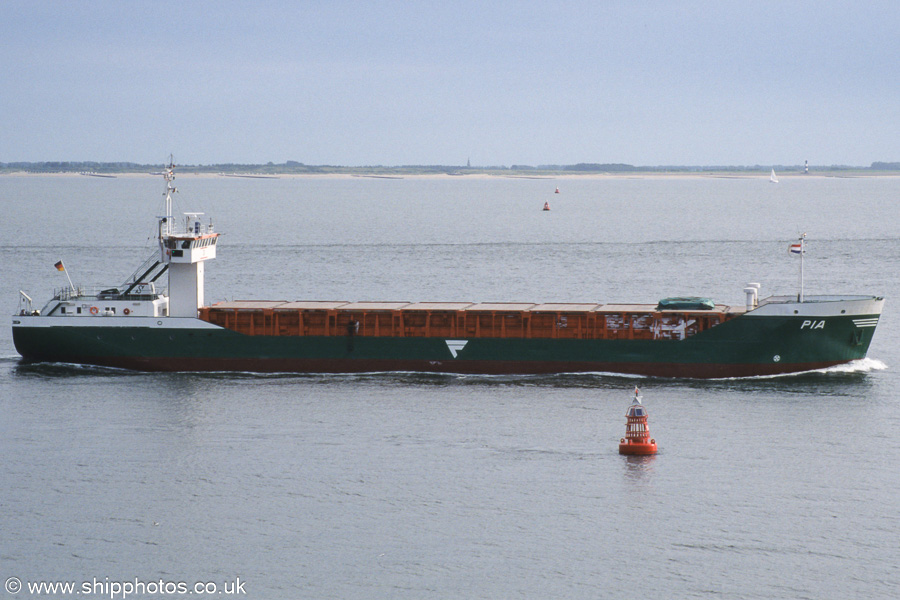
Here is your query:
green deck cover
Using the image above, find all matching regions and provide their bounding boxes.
[656,297,715,310]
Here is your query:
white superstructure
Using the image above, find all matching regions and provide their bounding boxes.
[16,159,217,321]
[157,161,219,317]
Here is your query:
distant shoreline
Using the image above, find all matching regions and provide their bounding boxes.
[4,161,900,178]
[3,171,900,180]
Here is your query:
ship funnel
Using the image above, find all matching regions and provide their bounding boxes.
[744,282,760,310]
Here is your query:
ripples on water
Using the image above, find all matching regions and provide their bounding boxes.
[1,176,898,599]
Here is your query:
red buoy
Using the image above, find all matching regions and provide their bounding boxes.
[543,201,550,211]
[618,387,658,455]
[554,186,560,194]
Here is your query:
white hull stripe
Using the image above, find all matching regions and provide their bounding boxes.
[852,318,879,328]
[11,316,222,330]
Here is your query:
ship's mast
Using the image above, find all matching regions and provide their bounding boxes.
[163,154,176,237]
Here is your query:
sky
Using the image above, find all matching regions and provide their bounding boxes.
[2,1,899,167]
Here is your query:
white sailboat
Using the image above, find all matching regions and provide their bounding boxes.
[770,168,779,183]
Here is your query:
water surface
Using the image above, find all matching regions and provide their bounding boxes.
[1,174,897,599]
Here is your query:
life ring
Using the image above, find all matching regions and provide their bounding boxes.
[90,306,99,315]
[123,308,130,315]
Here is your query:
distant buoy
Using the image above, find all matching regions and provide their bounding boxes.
[618,387,658,455]
[555,187,560,194]
[543,201,550,211]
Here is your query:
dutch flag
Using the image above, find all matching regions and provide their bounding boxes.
[789,242,803,254]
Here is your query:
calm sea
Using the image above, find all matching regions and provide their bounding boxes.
[1,174,898,599]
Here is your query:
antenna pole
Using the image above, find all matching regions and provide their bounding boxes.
[65,266,76,294]
[798,233,806,303]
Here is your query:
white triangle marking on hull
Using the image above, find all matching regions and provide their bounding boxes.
[446,340,468,358]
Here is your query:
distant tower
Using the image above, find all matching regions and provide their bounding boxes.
[805,160,809,174]
[157,159,219,317]
[467,157,471,168]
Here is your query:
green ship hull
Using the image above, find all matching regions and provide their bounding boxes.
[12,304,882,378]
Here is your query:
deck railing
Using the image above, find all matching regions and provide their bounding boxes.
[53,285,167,302]
[762,294,877,304]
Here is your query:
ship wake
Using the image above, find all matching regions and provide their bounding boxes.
[730,357,888,381]
[813,357,887,375]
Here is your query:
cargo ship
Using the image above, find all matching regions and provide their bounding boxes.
[12,164,884,378]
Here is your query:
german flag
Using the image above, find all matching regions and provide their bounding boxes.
[54,261,65,271]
